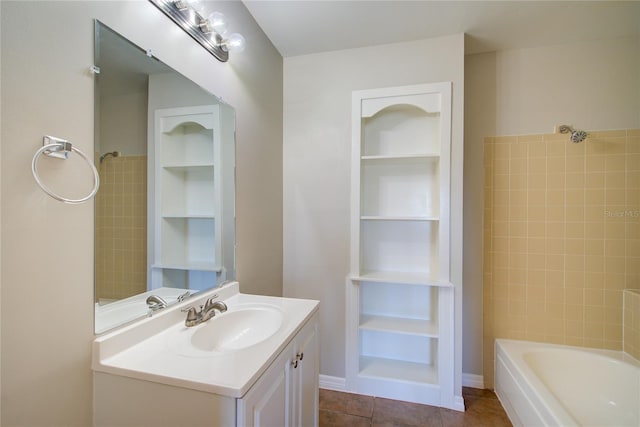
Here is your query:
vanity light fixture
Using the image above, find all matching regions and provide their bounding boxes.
[148,0,246,62]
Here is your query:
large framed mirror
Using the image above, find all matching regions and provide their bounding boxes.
[94,21,235,334]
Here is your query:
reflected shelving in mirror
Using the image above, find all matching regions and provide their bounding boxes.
[94,21,236,334]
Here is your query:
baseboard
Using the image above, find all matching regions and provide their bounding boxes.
[452,395,466,412]
[462,373,484,389]
[319,375,347,391]
[319,373,484,392]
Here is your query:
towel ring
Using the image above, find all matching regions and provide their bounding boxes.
[31,136,100,204]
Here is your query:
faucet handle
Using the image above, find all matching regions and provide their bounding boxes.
[176,291,191,302]
[181,306,200,327]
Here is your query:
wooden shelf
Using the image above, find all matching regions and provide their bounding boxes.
[162,214,215,219]
[152,263,221,272]
[360,216,439,222]
[361,153,439,161]
[359,356,438,385]
[352,271,452,287]
[162,163,214,170]
[360,314,438,337]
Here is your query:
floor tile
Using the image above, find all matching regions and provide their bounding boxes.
[439,408,465,427]
[372,421,433,427]
[319,389,374,417]
[461,386,499,400]
[318,388,512,427]
[320,409,372,427]
[462,395,512,427]
[372,397,443,427]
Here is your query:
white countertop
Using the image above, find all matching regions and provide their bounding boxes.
[95,287,191,334]
[92,282,319,398]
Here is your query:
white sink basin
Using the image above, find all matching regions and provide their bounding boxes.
[167,304,284,357]
[93,282,320,397]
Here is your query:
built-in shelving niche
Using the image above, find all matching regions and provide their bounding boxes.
[358,281,439,384]
[347,82,461,410]
[150,105,222,291]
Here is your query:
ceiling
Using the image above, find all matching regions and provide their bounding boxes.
[241,1,640,57]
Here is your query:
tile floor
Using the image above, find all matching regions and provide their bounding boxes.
[319,387,512,427]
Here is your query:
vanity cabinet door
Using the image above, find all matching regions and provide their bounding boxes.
[237,312,319,427]
[237,343,294,427]
[290,315,319,427]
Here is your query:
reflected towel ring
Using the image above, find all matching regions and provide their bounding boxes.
[31,136,100,204]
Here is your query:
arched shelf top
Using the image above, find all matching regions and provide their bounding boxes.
[157,105,219,133]
[361,92,441,118]
[365,103,440,121]
[163,119,213,135]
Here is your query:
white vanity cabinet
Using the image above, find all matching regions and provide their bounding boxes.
[346,83,463,411]
[237,313,318,427]
[93,290,319,427]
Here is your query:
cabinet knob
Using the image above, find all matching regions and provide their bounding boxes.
[292,352,304,368]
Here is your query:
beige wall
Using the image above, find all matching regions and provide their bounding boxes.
[282,34,465,379]
[465,36,640,382]
[0,1,282,425]
[483,129,640,387]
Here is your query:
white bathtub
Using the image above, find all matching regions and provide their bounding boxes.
[495,339,640,427]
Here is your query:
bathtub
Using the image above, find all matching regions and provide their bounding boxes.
[495,339,640,427]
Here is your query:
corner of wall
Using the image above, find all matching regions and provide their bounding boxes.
[623,289,640,360]
[0,0,3,419]
[462,51,497,377]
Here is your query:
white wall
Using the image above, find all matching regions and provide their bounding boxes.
[0,1,282,425]
[0,1,3,417]
[464,35,640,378]
[493,37,640,135]
[463,50,496,377]
[284,33,640,383]
[283,34,465,379]
[100,89,147,155]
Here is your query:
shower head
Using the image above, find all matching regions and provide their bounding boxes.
[99,151,121,164]
[558,125,588,143]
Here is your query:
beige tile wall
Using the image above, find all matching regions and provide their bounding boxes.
[95,155,147,302]
[623,289,640,360]
[483,129,640,388]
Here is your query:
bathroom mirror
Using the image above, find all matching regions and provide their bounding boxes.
[94,21,236,334]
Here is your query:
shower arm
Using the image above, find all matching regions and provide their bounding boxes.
[99,151,121,164]
[558,125,574,134]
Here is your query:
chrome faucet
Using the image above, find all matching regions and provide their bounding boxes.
[146,295,168,312]
[182,296,228,327]
[202,299,228,321]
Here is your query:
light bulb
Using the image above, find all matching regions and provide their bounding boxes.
[207,11,228,35]
[224,33,246,52]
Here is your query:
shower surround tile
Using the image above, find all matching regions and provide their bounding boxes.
[483,129,640,387]
[95,155,147,302]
